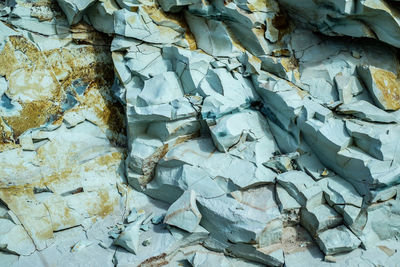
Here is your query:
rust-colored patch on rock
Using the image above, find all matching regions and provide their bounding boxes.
[4,100,61,138]
[371,67,400,110]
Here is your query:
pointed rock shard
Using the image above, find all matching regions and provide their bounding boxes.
[56,0,97,25]
[358,66,400,111]
[113,214,146,254]
[300,204,343,236]
[164,190,202,233]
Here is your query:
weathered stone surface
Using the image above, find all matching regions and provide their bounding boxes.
[316,226,361,255]
[2,0,400,265]
[164,190,202,233]
[300,205,343,236]
[56,0,96,25]
[113,214,146,254]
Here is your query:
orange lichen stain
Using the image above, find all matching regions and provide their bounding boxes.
[371,67,400,110]
[70,22,113,45]
[139,144,169,186]
[280,56,299,79]
[127,13,138,24]
[142,5,197,50]
[4,100,61,138]
[0,41,18,77]
[0,185,34,201]
[95,151,123,167]
[34,223,54,240]
[0,117,18,152]
[247,0,275,12]
[0,36,62,143]
[43,199,78,231]
[39,169,74,189]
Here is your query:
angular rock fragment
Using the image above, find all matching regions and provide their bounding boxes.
[300,204,343,236]
[358,66,400,111]
[113,9,182,44]
[226,243,284,266]
[56,0,96,25]
[276,171,322,207]
[164,190,202,233]
[113,214,146,254]
[316,226,361,255]
[197,194,282,247]
[337,100,397,123]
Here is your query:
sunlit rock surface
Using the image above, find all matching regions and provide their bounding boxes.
[0,0,400,266]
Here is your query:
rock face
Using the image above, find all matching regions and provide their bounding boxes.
[0,0,400,266]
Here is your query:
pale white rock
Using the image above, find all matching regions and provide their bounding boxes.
[165,225,209,255]
[316,226,361,255]
[128,96,198,122]
[7,6,61,35]
[295,148,328,181]
[278,0,400,48]
[0,219,36,256]
[200,70,260,122]
[147,117,200,142]
[164,190,201,233]
[137,72,183,106]
[126,136,166,186]
[146,164,226,204]
[230,185,277,213]
[318,175,363,208]
[18,134,35,151]
[63,111,85,128]
[358,199,400,248]
[276,171,320,207]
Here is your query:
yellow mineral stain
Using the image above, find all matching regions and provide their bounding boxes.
[371,67,400,110]
[4,100,61,138]
[142,5,197,50]
[280,57,298,73]
[95,190,116,218]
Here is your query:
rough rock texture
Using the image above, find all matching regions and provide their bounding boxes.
[0,0,400,266]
